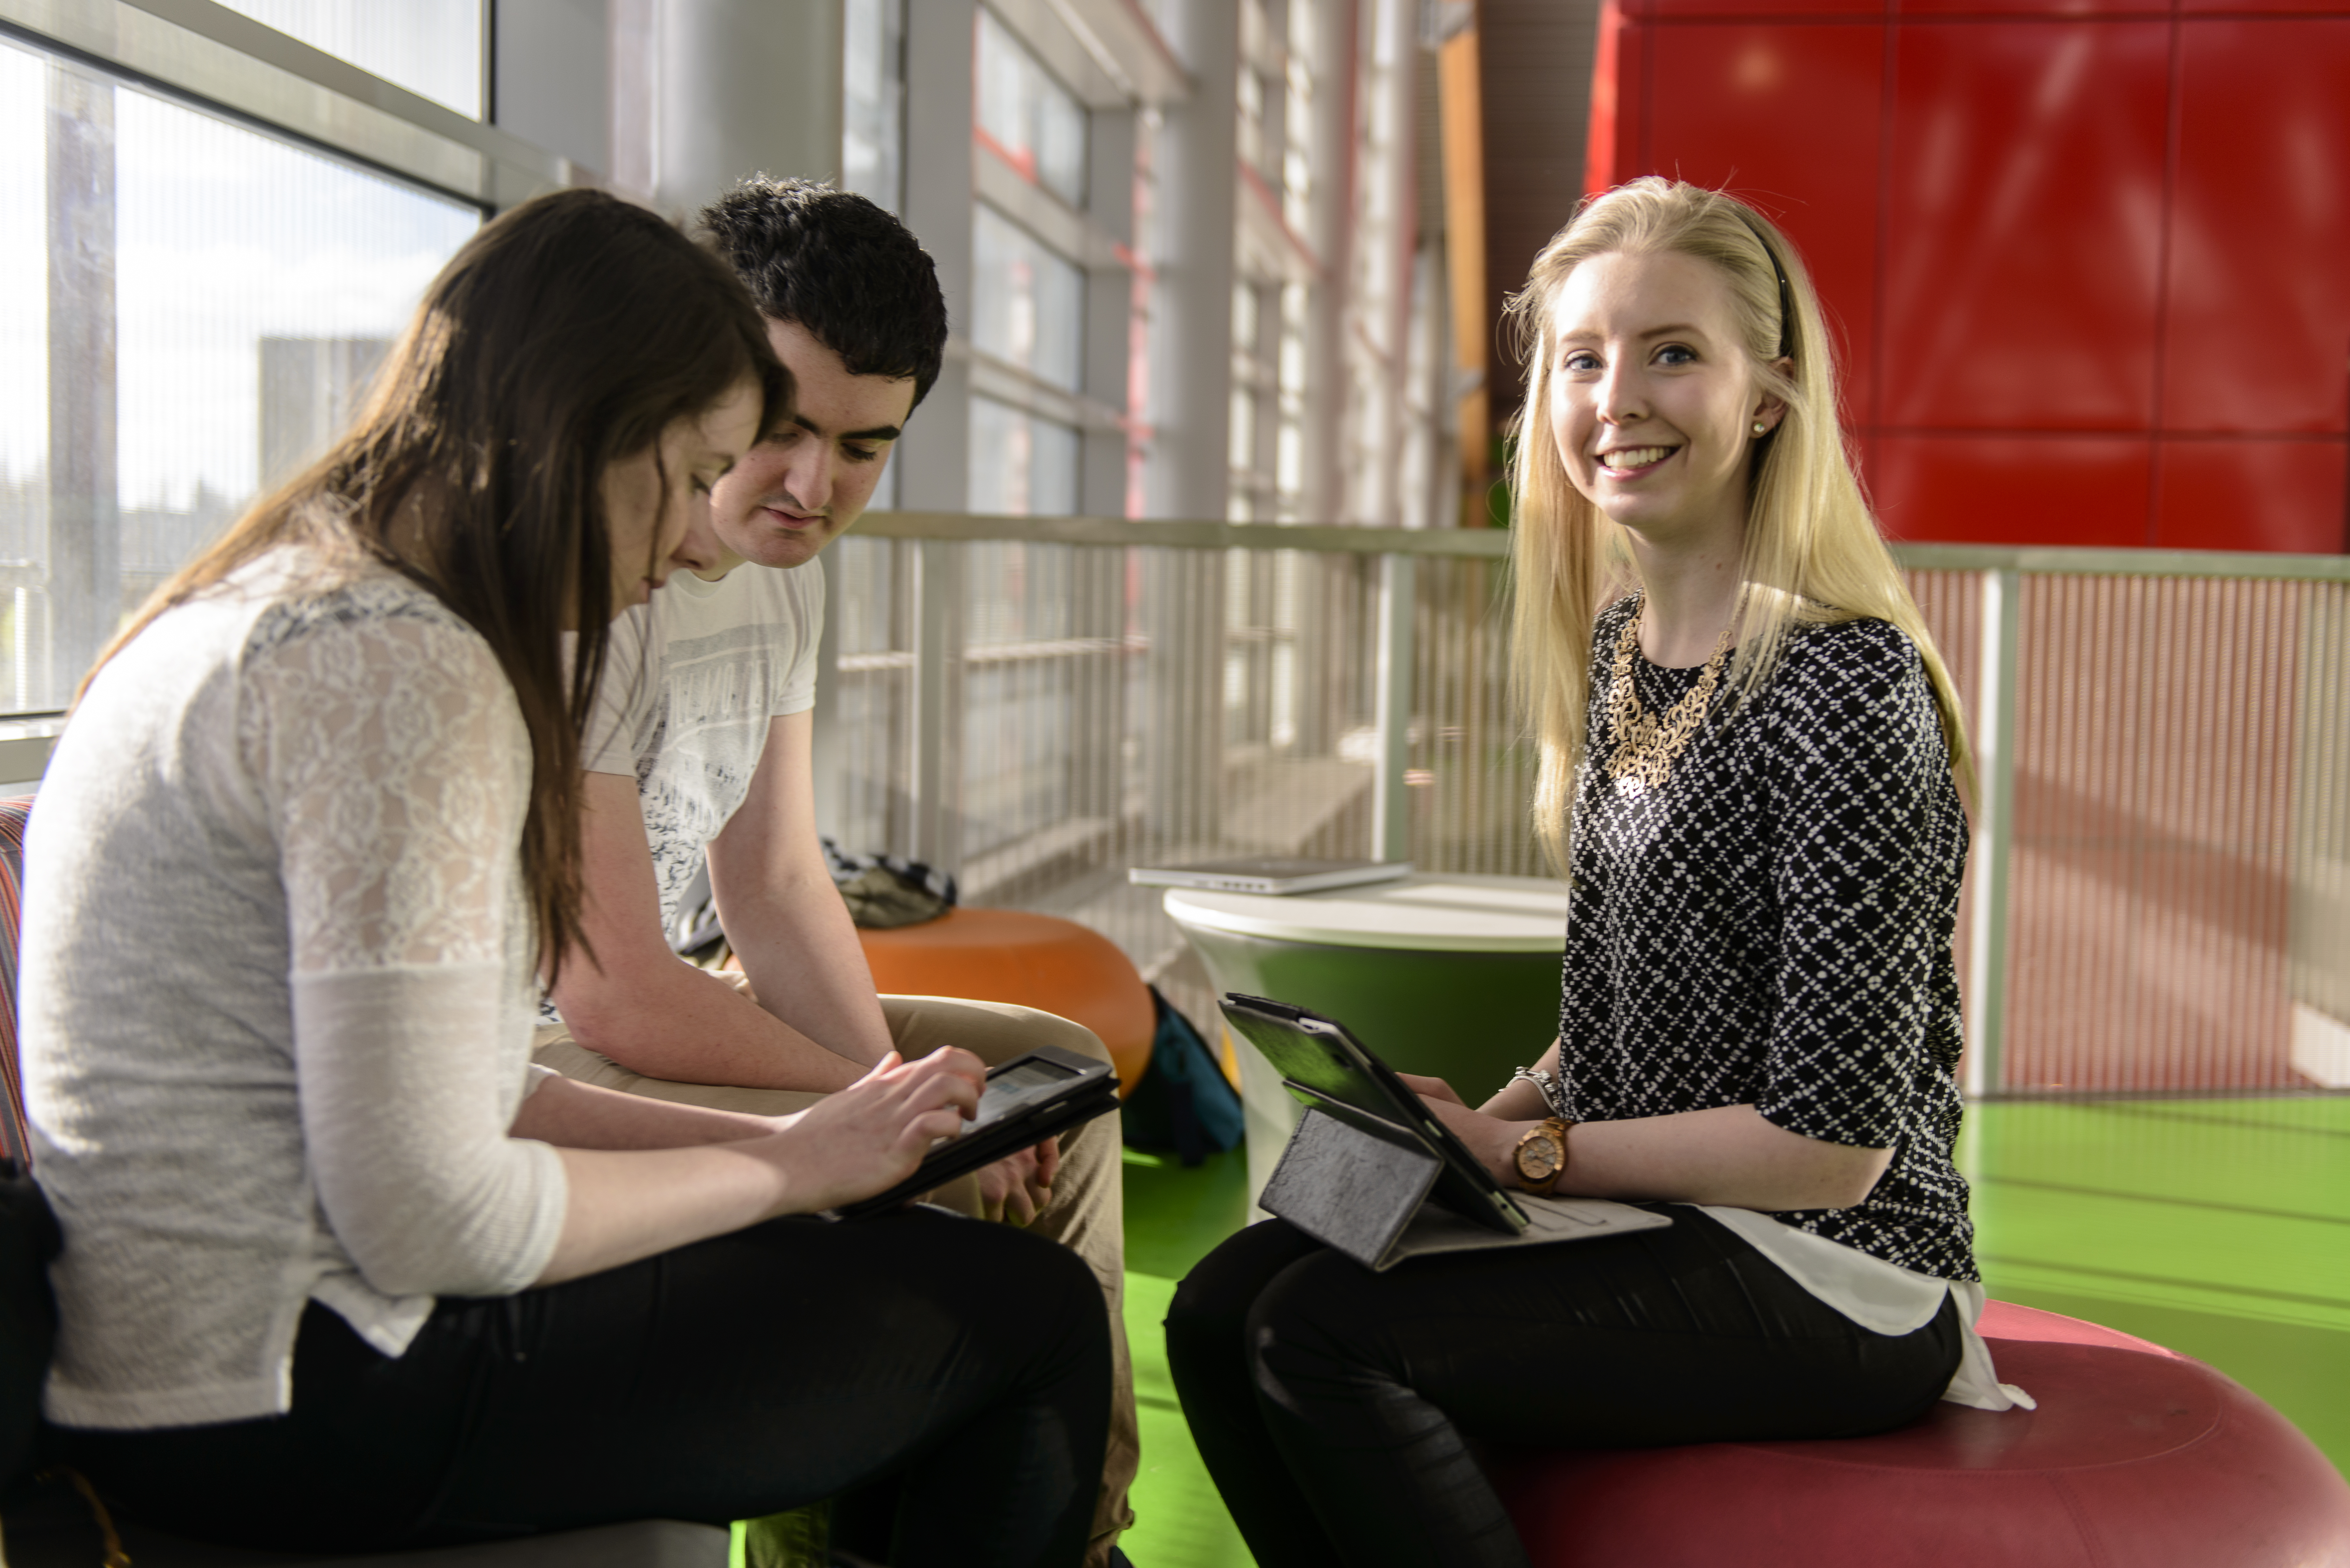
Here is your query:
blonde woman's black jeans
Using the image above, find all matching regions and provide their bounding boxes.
[1165,1206,1962,1568]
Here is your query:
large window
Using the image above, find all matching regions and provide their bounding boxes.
[974,8,1086,209]
[1228,0,1323,524]
[843,0,906,213]
[968,9,1090,518]
[0,34,479,714]
[969,398,1080,517]
[213,1,486,118]
[971,205,1084,394]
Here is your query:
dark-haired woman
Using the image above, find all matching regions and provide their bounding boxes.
[1164,178,2025,1568]
[21,188,1107,1567]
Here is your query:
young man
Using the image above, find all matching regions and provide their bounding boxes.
[534,178,1136,1562]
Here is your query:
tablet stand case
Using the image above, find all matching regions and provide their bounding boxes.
[1259,1102,1670,1271]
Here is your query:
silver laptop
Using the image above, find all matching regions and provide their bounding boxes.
[1128,856,1414,896]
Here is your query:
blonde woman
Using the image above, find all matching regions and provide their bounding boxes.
[1165,179,2022,1568]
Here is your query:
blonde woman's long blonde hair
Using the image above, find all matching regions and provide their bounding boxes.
[1504,177,1973,871]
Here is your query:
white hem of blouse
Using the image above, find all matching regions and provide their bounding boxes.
[1694,1204,2036,1412]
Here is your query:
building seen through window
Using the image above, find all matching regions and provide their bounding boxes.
[0,32,478,717]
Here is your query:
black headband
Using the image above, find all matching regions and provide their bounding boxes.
[1734,210,1795,361]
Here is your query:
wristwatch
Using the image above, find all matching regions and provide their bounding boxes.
[1511,1117,1572,1195]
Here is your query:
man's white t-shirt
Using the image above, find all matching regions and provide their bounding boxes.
[582,562,824,934]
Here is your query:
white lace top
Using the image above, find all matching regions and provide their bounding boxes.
[20,551,567,1430]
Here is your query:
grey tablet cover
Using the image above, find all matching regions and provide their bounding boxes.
[1261,1100,1670,1271]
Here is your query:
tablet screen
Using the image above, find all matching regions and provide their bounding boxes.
[1222,993,1527,1235]
[968,1057,1079,1132]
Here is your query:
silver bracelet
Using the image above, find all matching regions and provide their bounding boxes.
[1510,1066,1570,1119]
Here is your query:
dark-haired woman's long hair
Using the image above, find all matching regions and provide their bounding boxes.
[87,187,791,985]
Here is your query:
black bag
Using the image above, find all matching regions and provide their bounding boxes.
[0,1107,60,1502]
[1121,987,1246,1167]
[665,840,958,963]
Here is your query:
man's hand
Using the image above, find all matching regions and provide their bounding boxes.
[973,1137,1059,1226]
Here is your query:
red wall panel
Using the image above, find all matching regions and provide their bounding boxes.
[1641,25,1886,418]
[1900,0,2152,19]
[2162,20,2350,436]
[1874,435,2150,545]
[2153,440,2350,554]
[1587,6,2350,553]
[1882,22,2170,433]
[2180,0,2347,16]
[1642,0,1878,20]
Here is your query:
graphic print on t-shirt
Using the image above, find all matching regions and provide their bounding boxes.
[565,563,823,998]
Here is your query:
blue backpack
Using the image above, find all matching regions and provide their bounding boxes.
[1121,987,1245,1167]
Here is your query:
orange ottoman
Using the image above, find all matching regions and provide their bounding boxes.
[857,907,1156,1097]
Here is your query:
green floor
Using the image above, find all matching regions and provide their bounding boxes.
[1113,1097,2350,1568]
[1120,1147,1257,1568]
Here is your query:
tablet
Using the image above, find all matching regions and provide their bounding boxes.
[1219,993,1528,1236]
[827,1044,1121,1220]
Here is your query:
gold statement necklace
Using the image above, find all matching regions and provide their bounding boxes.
[1603,593,1738,789]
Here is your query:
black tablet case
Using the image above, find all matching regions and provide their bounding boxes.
[829,1050,1120,1220]
[1227,995,1672,1271]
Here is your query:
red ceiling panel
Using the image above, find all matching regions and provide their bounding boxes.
[1873,434,2151,545]
[1638,25,1886,419]
[1882,23,2169,433]
[2153,440,2348,554]
[2162,20,2350,436]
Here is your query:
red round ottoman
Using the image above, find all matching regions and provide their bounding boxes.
[1489,1301,2350,1566]
[856,906,1156,1097]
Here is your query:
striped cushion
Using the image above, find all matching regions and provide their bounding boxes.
[0,797,29,1167]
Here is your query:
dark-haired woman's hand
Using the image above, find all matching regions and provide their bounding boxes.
[768,1047,984,1213]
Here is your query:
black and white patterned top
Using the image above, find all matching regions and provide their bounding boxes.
[1557,595,1977,1281]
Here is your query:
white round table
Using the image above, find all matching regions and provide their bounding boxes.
[1163,874,1569,1203]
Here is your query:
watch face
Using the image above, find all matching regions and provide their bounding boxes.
[1517,1133,1563,1181]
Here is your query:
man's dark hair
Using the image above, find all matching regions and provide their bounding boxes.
[698,177,950,408]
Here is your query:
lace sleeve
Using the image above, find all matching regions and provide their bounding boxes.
[241,596,565,1297]
[242,600,531,974]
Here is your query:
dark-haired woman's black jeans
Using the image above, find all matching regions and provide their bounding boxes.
[1166,1207,1962,1568]
[62,1208,1110,1568]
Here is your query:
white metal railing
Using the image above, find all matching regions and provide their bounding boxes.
[821,515,2350,1098]
[2,510,2335,1097]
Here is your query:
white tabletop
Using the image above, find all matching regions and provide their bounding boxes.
[1162,873,1568,953]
